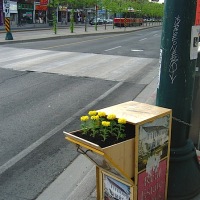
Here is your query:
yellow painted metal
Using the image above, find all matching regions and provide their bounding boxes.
[5,18,10,32]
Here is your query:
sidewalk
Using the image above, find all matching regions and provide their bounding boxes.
[0,23,161,44]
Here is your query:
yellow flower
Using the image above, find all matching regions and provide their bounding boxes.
[88,110,97,116]
[102,121,110,127]
[118,118,126,124]
[107,114,116,120]
[98,111,106,117]
[80,116,89,122]
[91,115,99,121]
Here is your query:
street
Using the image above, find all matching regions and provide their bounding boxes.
[3,27,161,58]
[0,27,161,200]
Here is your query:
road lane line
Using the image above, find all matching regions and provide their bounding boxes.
[131,49,144,52]
[42,29,149,50]
[139,38,147,41]
[0,81,123,175]
[43,35,125,50]
[104,46,122,51]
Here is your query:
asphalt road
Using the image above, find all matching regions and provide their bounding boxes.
[0,27,161,200]
[3,26,161,58]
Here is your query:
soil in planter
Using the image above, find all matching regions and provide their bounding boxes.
[74,123,135,148]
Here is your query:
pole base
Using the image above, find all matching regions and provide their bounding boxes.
[168,140,200,199]
[5,32,13,40]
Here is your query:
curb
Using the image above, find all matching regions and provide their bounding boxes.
[0,24,86,33]
[35,155,95,200]
[0,25,161,45]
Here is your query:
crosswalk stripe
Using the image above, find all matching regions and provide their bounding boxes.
[0,47,158,83]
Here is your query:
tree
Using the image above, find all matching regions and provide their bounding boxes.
[48,0,60,34]
[59,0,96,32]
[101,0,164,27]
[82,0,97,31]
[142,2,164,24]
[102,0,118,29]
[61,0,81,33]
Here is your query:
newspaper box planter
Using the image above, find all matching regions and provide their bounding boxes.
[64,101,172,200]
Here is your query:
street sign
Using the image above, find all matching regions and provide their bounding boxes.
[3,0,10,18]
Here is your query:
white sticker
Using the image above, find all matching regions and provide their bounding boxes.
[190,26,200,60]
[3,0,10,17]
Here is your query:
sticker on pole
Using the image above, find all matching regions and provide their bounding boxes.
[190,26,200,60]
[3,0,10,18]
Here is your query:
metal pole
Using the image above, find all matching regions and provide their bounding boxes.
[156,0,200,199]
[4,0,13,40]
[95,4,97,31]
[189,69,200,149]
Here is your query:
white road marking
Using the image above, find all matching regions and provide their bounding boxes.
[139,38,147,41]
[131,49,144,52]
[104,46,122,51]
[0,47,154,82]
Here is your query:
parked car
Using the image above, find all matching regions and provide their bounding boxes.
[103,19,113,24]
[89,18,104,25]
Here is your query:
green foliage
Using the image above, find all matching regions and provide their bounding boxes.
[70,9,74,33]
[58,0,96,8]
[53,12,57,34]
[48,0,164,34]
[102,0,164,19]
[141,2,164,19]
[115,123,126,140]
[48,0,59,34]
[48,0,59,7]
[100,122,110,141]
[80,111,127,142]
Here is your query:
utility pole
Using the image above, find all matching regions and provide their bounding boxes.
[189,0,200,150]
[95,4,98,31]
[156,0,200,199]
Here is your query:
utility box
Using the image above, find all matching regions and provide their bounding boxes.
[65,101,172,200]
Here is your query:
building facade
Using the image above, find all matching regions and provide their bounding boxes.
[35,0,48,23]
[10,0,18,25]
[0,1,97,26]
[0,0,3,25]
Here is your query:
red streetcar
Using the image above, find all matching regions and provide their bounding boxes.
[113,9,143,27]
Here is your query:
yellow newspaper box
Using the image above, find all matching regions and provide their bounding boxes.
[65,101,172,200]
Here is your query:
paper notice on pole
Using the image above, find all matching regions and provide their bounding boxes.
[190,26,200,60]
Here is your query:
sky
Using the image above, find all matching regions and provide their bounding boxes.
[151,0,165,3]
